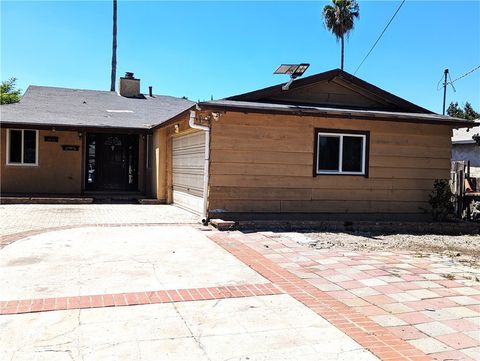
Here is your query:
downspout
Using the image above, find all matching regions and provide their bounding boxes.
[189,109,210,225]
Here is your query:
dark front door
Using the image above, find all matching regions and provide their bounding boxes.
[86,133,139,191]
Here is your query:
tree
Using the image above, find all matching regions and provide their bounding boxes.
[322,0,360,71]
[447,101,479,120]
[472,134,480,146]
[0,78,21,105]
[464,102,480,120]
[110,0,117,92]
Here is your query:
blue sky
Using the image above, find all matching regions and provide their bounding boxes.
[1,1,479,113]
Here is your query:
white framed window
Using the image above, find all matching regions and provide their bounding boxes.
[6,129,39,166]
[314,129,368,176]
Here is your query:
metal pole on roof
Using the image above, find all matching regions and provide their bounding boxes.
[442,69,448,115]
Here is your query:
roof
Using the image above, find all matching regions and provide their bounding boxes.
[227,68,433,114]
[452,124,480,144]
[0,85,194,130]
[199,99,474,127]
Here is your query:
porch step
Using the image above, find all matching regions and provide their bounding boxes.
[83,192,145,204]
[138,199,164,205]
[0,197,94,205]
[210,219,237,231]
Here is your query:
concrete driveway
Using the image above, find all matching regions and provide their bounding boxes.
[0,205,381,361]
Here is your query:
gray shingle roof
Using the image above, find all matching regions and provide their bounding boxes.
[0,86,194,130]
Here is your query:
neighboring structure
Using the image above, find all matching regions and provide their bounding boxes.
[1,69,475,220]
[452,124,480,177]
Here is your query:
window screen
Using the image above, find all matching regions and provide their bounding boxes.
[342,136,363,172]
[8,130,22,163]
[23,130,37,164]
[317,135,340,171]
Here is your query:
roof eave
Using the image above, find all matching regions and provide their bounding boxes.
[0,121,152,133]
[452,140,476,145]
[198,102,475,127]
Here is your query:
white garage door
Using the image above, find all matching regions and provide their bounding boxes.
[172,131,205,215]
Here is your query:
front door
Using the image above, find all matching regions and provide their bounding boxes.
[86,133,139,191]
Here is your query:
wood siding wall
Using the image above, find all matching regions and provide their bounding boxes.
[208,112,453,216]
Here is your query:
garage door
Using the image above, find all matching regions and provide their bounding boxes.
[172,131,205,215]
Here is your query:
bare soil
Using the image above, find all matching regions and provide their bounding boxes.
[282,232,480,270]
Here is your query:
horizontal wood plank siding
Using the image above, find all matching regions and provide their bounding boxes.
[208,112,453,215]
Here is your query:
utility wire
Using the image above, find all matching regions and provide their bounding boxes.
[447,65,480,85]
[436,74,445,91]
[354,0,406,75]
[447,72,456,92]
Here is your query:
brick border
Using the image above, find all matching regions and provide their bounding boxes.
[0,283,281,315]
[208,232,433,361]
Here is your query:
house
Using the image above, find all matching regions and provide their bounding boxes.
[452,124,480,177]
[1,69,474,221]
[1,73,193,197]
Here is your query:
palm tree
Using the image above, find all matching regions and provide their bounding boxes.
[110,0,117,91]
[322,0,360,70]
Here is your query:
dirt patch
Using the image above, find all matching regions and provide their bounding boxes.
[298,232,480,269]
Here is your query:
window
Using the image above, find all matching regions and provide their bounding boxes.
[314,129,368,176]
[7,129,38,165]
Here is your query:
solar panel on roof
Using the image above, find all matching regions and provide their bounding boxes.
[273,63,309,78]
[274,63,310,90]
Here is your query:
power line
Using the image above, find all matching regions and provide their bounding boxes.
[354,0,406,75]
[447,71,456,92]
[436,73,445,91]
[448,65,480,85]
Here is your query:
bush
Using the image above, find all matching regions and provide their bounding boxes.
[428,179,454,221]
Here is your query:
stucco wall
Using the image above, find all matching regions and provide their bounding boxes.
[207,112,453,219]
[452,143,480,167]
[1,128,82,194]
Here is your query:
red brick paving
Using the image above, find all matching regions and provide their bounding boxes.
[208,232,434,361]
[209,231,480,361]
[0,283,281,315]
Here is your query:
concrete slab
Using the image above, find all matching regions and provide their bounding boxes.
[0,294,378,361]
[0,226,267,300]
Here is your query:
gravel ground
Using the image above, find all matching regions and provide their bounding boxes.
[277,232,480,269]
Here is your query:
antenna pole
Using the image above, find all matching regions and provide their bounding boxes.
[442,68,448,115]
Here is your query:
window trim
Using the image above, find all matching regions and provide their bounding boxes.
[6,129,39,166]
[313,128,369,177]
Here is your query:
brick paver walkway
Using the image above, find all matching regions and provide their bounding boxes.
[214,231,480,361]
[0,204,198,239]
[0,283,280,314]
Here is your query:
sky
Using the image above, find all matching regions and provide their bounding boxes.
[1,1,479,114]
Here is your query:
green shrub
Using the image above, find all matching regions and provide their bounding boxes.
[428,179,454,221]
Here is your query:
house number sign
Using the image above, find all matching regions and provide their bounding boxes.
[61,145,80,151]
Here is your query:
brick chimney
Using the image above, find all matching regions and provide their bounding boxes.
[119,72,141,98]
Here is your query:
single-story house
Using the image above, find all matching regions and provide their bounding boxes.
[452,124,480,177]
[1,69,474,221]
